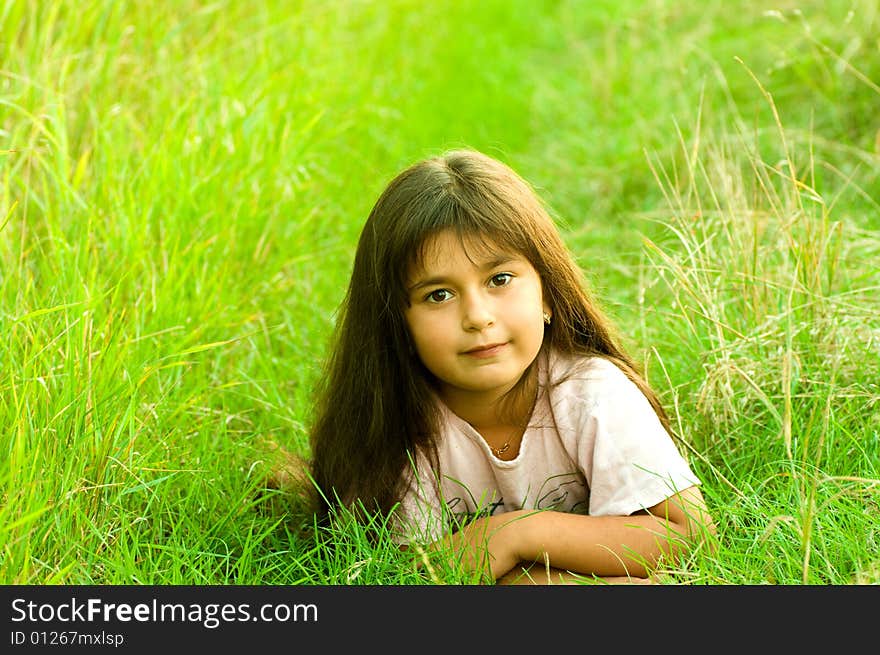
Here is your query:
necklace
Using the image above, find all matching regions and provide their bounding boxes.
[491,441,511,458]
[489,425,522,459]
[483,378,538,459]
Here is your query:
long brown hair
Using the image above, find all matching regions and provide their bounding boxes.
[308,149,672,522]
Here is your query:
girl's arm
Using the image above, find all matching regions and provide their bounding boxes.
[434,485,714,582]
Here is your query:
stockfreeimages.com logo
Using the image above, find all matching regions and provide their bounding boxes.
[11,597,318,630]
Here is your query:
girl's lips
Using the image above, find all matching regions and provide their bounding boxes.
[463,343,507,358]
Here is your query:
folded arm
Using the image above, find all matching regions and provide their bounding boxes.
[431,485,714,583]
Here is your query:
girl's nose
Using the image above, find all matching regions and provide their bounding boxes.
[461,294,495,331]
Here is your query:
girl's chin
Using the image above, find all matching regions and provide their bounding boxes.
[439,374,524,397]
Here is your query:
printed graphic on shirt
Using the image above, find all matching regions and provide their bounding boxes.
[442,471,588,532]
[535,472,588,512]
[444,496,505,531]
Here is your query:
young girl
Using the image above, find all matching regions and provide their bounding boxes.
[305,148,714,584]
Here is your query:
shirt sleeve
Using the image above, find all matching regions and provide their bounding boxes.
[575,361,701,517]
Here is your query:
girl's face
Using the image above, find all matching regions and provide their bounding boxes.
[403,229,550,417]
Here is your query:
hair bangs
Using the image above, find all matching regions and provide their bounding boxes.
[395,199,534,307]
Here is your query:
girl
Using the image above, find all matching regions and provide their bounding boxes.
[305,148,714,584]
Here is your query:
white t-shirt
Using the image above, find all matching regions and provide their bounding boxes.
[393,350,701,544]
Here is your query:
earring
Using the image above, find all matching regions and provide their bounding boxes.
[542,312,552,325]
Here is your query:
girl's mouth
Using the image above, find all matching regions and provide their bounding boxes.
[463,342,508,358]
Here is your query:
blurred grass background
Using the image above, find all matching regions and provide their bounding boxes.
[1,0,878,584]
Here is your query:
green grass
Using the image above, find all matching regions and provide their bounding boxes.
[2,0,878,584]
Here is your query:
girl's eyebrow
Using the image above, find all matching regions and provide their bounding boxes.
[407,255,517,293]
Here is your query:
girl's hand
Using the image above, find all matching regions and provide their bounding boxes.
[437,509,531,581]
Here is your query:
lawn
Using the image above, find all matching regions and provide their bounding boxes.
[2,0,878,585]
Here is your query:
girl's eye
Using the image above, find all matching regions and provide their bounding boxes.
[489,273,513,287]
[425,289,452,303]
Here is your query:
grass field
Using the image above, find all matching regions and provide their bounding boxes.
[2,0,879,585]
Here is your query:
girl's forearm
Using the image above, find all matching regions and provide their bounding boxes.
[509,509,693,578]
[436,487,712,581]
[441,508,684,580]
